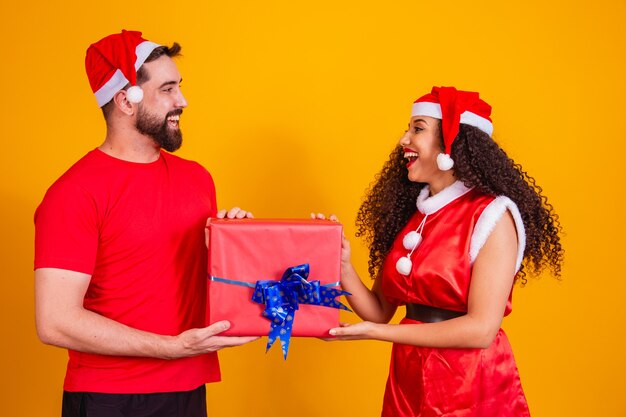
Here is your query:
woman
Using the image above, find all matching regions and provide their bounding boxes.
[326,86,563,416]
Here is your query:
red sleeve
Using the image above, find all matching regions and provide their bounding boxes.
[194,161,218,217]
[34,180,99,274]
[207,169,218,218]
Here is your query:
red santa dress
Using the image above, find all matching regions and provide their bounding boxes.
[380,181,530,417]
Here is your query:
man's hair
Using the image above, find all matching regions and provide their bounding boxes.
[136,43,182,85]
[101,43,182,120]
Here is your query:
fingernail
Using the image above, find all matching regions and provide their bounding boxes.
[329,329,336,335]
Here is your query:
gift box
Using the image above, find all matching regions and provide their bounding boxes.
[207,218,349,357]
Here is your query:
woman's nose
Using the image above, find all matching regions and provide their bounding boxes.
[398,131,410,146]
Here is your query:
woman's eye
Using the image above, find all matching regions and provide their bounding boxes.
[413,127,423,133]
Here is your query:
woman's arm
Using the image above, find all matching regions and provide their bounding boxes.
[311,213,397,323]
[330,211,518,349]
[339,235,397,323]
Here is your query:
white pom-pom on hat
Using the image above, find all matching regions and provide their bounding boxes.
[396,256,413,276]
[437,153,454,171]
[126,86,144,103]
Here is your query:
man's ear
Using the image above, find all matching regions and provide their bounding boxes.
[112,90,135,116]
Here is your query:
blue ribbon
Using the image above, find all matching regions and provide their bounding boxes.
[252,264,351,358]
[211,264,351,359]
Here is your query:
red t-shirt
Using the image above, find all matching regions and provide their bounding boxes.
[34,149,221,393]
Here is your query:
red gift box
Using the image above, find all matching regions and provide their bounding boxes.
[207,218,344,337]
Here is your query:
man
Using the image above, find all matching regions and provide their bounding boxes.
[34,30,256,417]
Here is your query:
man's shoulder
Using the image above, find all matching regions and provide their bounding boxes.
[47,149,104,190]
[36,150,106,219]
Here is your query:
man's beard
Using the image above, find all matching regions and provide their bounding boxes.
[136,107,183,152]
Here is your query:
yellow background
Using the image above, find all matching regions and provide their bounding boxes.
[1,1,624,416]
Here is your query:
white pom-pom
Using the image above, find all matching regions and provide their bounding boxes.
[402,231,423,250]
[395,256,413,275]
[437,153,454,171]
[126,86,144,103]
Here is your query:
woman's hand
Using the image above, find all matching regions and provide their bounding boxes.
[310,213,352,265]
[328,321,379,340]
[310,213,396,324]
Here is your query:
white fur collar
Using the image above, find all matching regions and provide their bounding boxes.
[416,181,472,214]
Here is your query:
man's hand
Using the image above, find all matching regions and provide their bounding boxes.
[167,321,259,359]
[217,207,254,219]
[36,268,259,360]
[205,207,254,247]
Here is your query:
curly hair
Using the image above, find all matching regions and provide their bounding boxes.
[355,123,564,284]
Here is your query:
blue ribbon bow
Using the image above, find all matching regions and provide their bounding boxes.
[251,264,351,358]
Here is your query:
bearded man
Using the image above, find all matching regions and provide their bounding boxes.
[34,30,256,417]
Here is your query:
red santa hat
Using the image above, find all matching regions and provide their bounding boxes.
[411,86,493,171]
[85,30,161,107]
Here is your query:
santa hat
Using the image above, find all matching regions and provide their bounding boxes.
[85,30,160,107]
[411,86,493,171]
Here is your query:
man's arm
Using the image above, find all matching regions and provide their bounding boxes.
[35,268,257,359]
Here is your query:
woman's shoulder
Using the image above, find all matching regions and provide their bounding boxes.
[469,194,525,271]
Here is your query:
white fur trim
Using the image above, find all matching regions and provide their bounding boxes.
[94,69,128,107]
[135,41,160,70]
[417,181,471,214]
[460,111,493,136]
[411,102,493,136]
[470,196,526,272]
[411,102,442,119]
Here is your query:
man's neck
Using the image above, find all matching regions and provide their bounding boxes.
[99,127,161,163]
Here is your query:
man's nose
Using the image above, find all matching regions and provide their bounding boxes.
[176,91,188,108]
